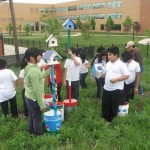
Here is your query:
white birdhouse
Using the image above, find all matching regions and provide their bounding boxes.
[46,34,58,47]
[42,50,62,65]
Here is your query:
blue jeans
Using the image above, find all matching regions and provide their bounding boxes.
[25,96,42,136]
[95,78,105,98]
[138,66,144,94]
[80,72,88,89]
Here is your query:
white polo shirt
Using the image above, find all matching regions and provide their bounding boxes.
[125,60,140,84]
[0,69,18,102]
[80,59,89,74]
[64,57,81,81]
[104,59,129,91]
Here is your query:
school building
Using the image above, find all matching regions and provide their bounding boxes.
[0,0,150,34]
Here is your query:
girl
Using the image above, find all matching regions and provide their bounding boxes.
[24,47,50,136]
[19,57,28,116]
[94,50,108,99]
[79,51,89,89]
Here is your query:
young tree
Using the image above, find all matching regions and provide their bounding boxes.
[76,17,82,30]
[105,16,114,35]
[5,22,13,35]
[89,17,96,30]
[133,22,141,34]
[123,16,133,34]
[23,24,31,36]
[44,17,61,36]
[80,22,91,40]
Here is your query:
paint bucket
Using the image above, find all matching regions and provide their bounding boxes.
[118,102,129,117]
[63,99,78,116]
[44,110,62,132]
[49,102,64,122]
[44,94,53,106]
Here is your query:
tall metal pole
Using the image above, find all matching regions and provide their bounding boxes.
[9,0,20,63]
[133,23,135,41]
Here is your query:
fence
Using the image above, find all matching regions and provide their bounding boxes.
[0,54,24,66]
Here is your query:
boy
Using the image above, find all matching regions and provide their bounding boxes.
[121,51,140,102]
[102,46,129,122]
[0,58,18,117]
[64,47,81,100]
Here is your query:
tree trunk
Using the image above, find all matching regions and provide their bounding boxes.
[9,0,20,63]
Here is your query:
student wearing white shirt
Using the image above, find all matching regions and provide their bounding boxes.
[19,57,28,116]
[102,46,129,122]
[121,51,140,102]
[79,51,89,89]
[64,47,81,100]
[94,50,108,98]
[0,59,18,117]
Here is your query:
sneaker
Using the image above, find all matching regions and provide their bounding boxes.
[141,93,144,96]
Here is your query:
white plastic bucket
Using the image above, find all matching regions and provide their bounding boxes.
[118,102,129,117]
[44,94,53,106]
[44,110,62,132]
[49,102,64,122]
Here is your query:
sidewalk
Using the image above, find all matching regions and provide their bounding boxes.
[4,44,27,56]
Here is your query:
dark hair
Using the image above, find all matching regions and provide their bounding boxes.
[25,47,41,62]
[97,50,108,63]
[97,47,105,53]
[107,46,119,57]
[80,51,87,63]
[0,58,7,69]
[39,49,46,56]
[20,56,28,69]
[121,51,132,62]
[70,47,76,55]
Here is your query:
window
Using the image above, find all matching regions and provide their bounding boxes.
[112,24,121,31]
[108,1,122,8]
[80,14,90,20]
[79,4,90,10]
[92,3,105,9]
[68,6,77,11]
[107,13,122,19]
[101,24,105,30]
[57,7,67,12]
[68,15,78,20]
[93,14,105,19]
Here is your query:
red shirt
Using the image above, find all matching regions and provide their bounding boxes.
[46,63,62,84]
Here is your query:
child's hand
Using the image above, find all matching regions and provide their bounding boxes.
[40,107,46,112]
[110,78,118,83]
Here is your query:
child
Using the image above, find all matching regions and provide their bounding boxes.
[19,57,28,116]
[24,47,50,136]
[102,46,129,122]
[0,58,18,117]
[79,51,89,89]
[93,50,108,98]
[64,47,81,100]
[91,46,105,67]
[46,62,62,102]
[121,51,140,102]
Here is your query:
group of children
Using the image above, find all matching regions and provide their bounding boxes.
[0,42,143,135]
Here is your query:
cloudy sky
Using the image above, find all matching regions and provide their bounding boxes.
[11,0,78,4]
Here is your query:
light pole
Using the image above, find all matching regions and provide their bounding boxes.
[19,25,21,38]
[133,21,137,41]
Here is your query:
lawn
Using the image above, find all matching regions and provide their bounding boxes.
[0,34,150,150]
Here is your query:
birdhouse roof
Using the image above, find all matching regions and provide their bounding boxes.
[42,50,62,60]
[62,19,73,26]
[45,34,56,43]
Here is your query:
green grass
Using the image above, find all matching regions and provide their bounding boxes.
[1,34,150,150]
